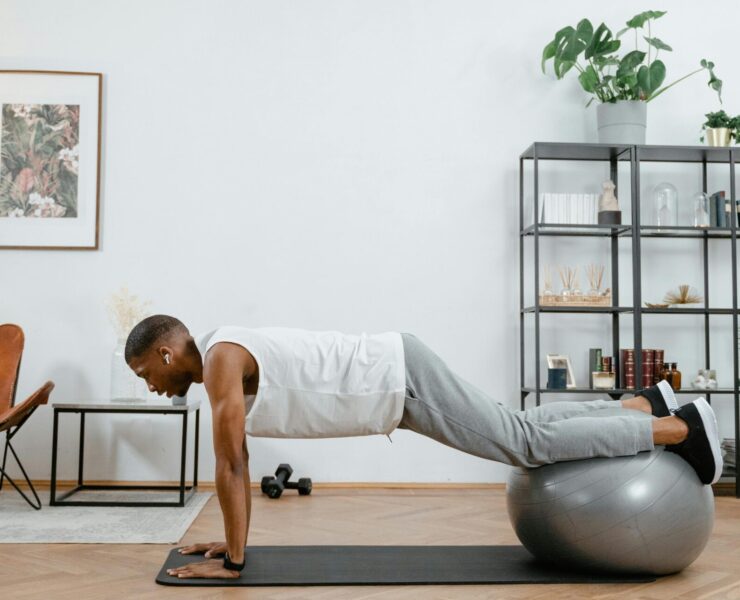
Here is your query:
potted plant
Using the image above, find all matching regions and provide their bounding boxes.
[542,10,723,144]
[700,110,739,146]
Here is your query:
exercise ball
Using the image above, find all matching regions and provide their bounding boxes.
[506,410,714,575]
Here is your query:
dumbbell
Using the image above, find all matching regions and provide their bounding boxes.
[260,463,312,499]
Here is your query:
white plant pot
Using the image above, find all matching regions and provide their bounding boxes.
[596,100,647,144]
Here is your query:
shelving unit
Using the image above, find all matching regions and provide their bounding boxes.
[519,142,739,497]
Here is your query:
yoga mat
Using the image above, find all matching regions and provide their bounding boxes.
[156,545,657,586]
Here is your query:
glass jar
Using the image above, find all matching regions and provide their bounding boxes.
[110,339,145,402]
[653,182,678,227]
[693,192,710,228]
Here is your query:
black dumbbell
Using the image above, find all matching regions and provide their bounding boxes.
[260,463,312,499]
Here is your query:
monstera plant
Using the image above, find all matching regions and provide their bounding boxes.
[541,10,722,144]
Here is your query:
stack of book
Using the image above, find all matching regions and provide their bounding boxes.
[723,438,736,475]
[709,191,740,228]
[539,193,599,225]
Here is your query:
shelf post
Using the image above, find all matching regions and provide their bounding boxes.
[533,145,541,406]
[519,156,526,410]
[730,149,739,497]
[631,146,643,390]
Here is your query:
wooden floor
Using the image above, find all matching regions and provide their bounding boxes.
[1,487,740,599]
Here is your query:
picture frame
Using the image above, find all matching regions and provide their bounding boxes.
[0,70,102,250]
[547,353,576,388]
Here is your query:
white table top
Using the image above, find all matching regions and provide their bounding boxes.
[52,399,201,412]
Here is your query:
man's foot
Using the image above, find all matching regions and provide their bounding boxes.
[638,380,679,418]
[667,398,723,485]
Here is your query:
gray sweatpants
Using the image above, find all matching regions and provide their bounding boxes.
[396,333,655,468]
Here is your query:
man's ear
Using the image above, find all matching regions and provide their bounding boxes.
[158,346,174,364]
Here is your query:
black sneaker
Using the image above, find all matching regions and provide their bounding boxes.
[637,380,678,418]
[667,398,723,485]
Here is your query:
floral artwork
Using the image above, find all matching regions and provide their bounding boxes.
[0,103,80,219]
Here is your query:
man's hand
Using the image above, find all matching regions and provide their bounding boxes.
[166,557,241,579]
[177,541,228,558]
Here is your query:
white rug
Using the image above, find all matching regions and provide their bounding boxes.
[0,490,212,543]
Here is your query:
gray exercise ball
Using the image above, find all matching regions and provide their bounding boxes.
[506,409,714,576]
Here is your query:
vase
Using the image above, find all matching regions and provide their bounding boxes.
[110,339,144,402]
[596,101,647,144]
[705,127,732,147]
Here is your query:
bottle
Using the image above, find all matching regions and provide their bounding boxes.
[671,362,681,391]
[661,363,672,388]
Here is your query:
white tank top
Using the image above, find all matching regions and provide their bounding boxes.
[195,326,406,438]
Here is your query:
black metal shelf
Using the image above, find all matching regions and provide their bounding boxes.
[522,386,738,395]
[520,141,740,164]
[522,306,735,314]
[520,224,631,237]
[642,307,736,315]
[518,142,740,497]
[521,306,631,314]
[521,224,738,239]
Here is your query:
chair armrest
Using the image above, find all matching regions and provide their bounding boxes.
[0,381,54,430]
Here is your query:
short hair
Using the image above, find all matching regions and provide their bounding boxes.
[125,315,187,363]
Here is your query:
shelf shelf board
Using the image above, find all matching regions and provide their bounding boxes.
[642,307,736,315]
[636,144,738,164]
[520,143,740,163]
[520,142,631,162]
[522,387,738,394]
[520,224,738,239]
[639,226,736,238]
[521,224,631,237]
[522,306,631,314]
[522,387,631,395]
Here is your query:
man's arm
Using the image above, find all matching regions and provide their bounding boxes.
[166,342,257,579]
[205,343,253,567]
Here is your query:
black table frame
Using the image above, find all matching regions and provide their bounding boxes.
[50,404,200,507]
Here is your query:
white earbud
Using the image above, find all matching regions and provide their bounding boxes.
[164,354,171,365]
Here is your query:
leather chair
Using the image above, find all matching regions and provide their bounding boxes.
[0,324,54,509]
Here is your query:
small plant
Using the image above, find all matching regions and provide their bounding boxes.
[700,110,740,143]
[542,10,722,106]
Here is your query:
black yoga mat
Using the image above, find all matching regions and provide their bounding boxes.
[155,545,657,586]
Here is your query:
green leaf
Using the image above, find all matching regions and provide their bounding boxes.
[584,22,620,59]
[637,59,666,97]
[644,36,672,51]
[617,50,646,79]
[578,65,600,92]
[541,39,557,73]
[701,58,723,102]
[615,26,630,38]
[593,55,620,68]
[626,10,667,29]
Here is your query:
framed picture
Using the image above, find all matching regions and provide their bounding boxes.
[547,353,576,388]
[0,70,102,250]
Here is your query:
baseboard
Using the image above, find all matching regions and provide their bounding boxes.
[10,479,506,491]
[8,480,734,495]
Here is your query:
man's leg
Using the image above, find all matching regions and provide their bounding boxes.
[397,333,655,468]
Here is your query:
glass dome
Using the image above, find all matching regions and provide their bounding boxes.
[652,182,678,227]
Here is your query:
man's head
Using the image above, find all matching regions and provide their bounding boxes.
[125,314,202,398]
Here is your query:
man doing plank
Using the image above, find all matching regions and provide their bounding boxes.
[125,315,721,579]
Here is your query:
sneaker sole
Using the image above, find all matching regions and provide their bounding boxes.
[693,397,723,484]
[657,380,679,413]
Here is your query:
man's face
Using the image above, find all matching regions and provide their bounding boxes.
[128,348,194,398]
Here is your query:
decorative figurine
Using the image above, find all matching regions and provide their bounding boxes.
[598,179,622,225]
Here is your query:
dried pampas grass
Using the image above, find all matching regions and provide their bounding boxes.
[107,286,152,341]
[663,284,703,305]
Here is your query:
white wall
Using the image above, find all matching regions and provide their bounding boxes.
[1,0,738,484]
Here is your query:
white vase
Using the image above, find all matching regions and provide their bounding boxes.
[110,339,144,402]
[596,101,647,144]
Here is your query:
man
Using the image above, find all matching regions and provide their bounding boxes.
[125,315,722,580]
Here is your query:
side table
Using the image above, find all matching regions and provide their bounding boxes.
[50,399,200,507]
